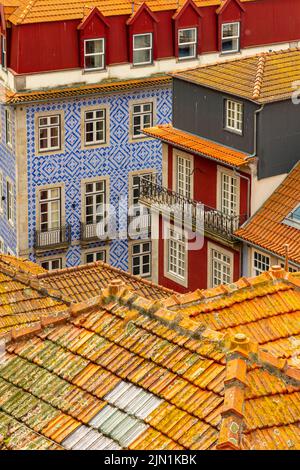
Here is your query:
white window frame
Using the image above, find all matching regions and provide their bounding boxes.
[39,187,61,233]
[178,27,197,60]
[40,258,62,271]
[133,33,153,66]
[175,153,193,199]
[221,22,240,54]
[167,228,186,280]
[38,115,61,152]
[208,242,234,288]
[6,179,14,225]
[84,38,105,71]
[132,102,153,139]
[85,250,107,264]
[0,236,4,254]
[6,247,14,256]
[5,109,12,147]
[1,35,6,69]
[0,171,3,213]
[252,250,270,276]
[131,241,152,278]
[84,180,107,226]
[225,99,243,134]
[217,167,240,217]
[84,109,106,146]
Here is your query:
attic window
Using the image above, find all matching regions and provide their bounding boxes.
[284,204,300,228]
[133,33,152,65]
[221,22,240,53]
[84,38,105,70]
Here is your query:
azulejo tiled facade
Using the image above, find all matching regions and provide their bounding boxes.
[2,84,172,271]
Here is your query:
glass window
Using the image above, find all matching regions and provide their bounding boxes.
[253,251,270,276]
[222,22,240,53]
[0,237,4,254]
[84,109,106,145]
[39,188,61,232]
[132,103,153,139]
[38,115,61,151]
[133,33,152,65]
[85,181,106,226]
[176,155,191,198]
[0,171,3,213]
[41,258,62,271]
[1,35,6,69]
[225,99,243,133]
[85,251,106,264]
[211,249,232,287]
[132,242,151,277]
[221,172,238,215]
[178,28,197,60]
[6,180,14,224]
[84,39,105,70]
[5,109,12,147]
[168,229,186,279]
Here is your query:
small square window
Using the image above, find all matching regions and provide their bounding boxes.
[131,242,151,277]
[38,115,61,152]
[253,251,270,276]
[84,109,106,146]
[132,103,153,139]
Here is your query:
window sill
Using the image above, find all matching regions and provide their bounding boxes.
[220,50,241,56]
[224,127,243,137]
[82,68,107,75]
[164,270,188,288]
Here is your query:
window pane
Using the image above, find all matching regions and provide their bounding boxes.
[134,34,151,49]
[133,49,151,64]
[86,40,102,54]
[179,29,196,43]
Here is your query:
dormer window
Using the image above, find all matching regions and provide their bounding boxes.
[178,28,197,60]
[84,38,105,70]
[221,22,240,53]
[284,204,300,228]
[133,33,152,66]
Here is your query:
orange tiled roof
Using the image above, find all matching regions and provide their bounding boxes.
[1,75,171,105]
[163,266,300,364]
[36,260,175,301]
[0,255,71,335]
[235,161,300,265]
[0,272,299,450]
[3,1,254,25]
[172,48,300,104]
[143,124,252,167]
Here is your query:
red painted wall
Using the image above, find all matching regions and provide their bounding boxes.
[158,143,250,291]
[6,0,300,74]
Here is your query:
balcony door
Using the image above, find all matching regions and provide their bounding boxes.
[176,154,192,199]
[221,172,238,216]
[39,188,61,246]
[85,181,106,239]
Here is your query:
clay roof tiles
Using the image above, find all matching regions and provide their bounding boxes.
[0,263,299,450]
[172,48,300,104]
[2,1,254,25]
[143,124,252,167]
[235,161,300,265]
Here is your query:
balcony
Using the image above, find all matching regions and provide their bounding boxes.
[139,179,246,242]
[80,222,111,244]
[128,213,151,240]
[34,225,71,251]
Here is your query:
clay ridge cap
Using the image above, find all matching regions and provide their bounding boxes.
[252,54,266,100]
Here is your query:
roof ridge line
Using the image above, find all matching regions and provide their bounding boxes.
[252,55,266,100]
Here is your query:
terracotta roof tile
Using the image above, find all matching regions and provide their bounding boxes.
[172,48,300,104]
[235,161,300,265]
[143,124,251,167]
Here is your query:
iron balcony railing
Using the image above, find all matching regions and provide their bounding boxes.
[139,178,246,241]
[128,212,151,239]
[80,222,111,242]
[34,224,71,250]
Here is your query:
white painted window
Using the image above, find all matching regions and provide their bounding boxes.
[211,249,232,286]
[279,262,298,273]
[132,173,152,214]
[40,258,62,271]
[168,228,186,279]
[221,172,238,215]
[38,115,61,152]
[132,242,151,277]
[132,103,153,139]
[85,250,106,264]
[85,181,106,225]
[133,33,152,65]
[225,99,243,133]
[253,250,270,276]
[1,35,6,69]
[0,237,4,253]
[176,155,191,198]
[222,22,240,53]
[5,109,12,147]
[178,28,197,59]
[39,188,61,232]
[84,38,105,70]
[6,180,14,224]
[6,247,14,256]
[0,171,3,213]
[84,109,106,145]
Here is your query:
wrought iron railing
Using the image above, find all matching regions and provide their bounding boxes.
[128,213,151,239]
[139,178,246,241]
[34,224,71,250]
[80,222,109,242]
